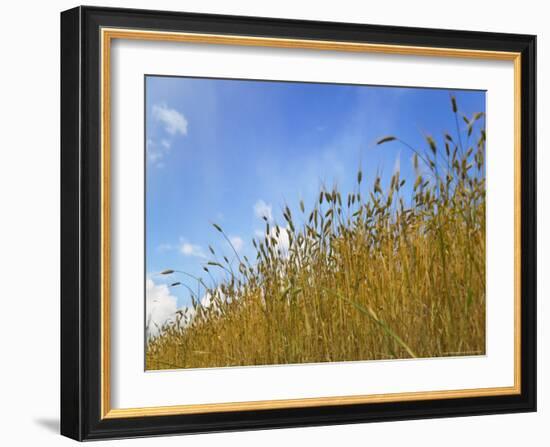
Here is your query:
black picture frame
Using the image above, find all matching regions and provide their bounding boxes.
[61,5,536,441]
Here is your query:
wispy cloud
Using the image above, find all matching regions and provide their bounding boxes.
[157,243,173,252]
[153,103,187,135]
[180,241,206,258]
[146,138,168,165]
[146,278,178,337]
[254,200,273,222]
[269,225,290,256]
[159,237,208,258]
[229,236,244,252]
[148,104,188,167]
[152,103,188,136]
[255,226,289,256]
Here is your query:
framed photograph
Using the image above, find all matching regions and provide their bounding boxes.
[61,6,536,441]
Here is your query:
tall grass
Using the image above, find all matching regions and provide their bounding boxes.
[146,96,486,370]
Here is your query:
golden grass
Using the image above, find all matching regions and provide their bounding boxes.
[146,96,486,370]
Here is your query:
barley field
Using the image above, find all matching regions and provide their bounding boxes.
[146,95,486,370]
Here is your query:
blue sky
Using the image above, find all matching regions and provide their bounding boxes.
[145,76,485,308]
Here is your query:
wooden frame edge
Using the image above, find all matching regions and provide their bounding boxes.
[99,27,523,420]
[102,386,520,419]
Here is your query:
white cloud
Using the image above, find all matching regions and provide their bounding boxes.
[152,103,188,136]
[229,236,244,252]
[200,290,214,308]
[147,106,186,167]
[199,287,229,312]
[146,138,166,164]
[157,243,173,252]
[180,242,206,258]
[146,278,178,337]
[147,138,175,167]
[256,225,290,256]
[271,226,290,254]
[254,200,273,222]
[146,279,198,337]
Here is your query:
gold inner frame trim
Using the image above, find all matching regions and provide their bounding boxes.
[100,27,522,419]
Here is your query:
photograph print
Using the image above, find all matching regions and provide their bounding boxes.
[145,76,486,371]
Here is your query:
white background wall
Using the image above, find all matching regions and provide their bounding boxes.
[0,0,546,445]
